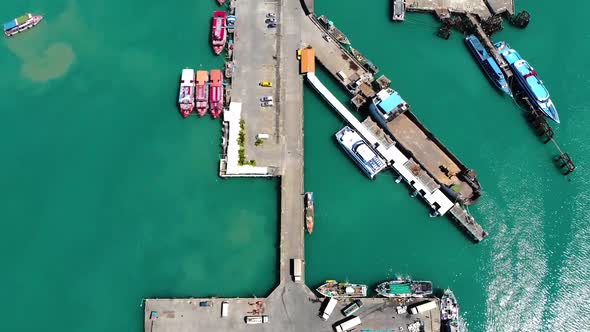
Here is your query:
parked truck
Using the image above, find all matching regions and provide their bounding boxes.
[409,300,437,314]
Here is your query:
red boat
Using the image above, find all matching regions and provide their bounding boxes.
[209,69,224,118]
[211,11,227,55]
[195,70,209,117]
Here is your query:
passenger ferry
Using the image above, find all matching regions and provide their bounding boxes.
[335,126,386,179]
[464,35,512,97]
[211,11,227,55]
[495,41,559,123]
[178,68,195,118]
[3,13,43,37]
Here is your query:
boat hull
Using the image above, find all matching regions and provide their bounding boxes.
[4,15,43,37]
[375,280,433,298]
[304,192,314,234]
[464,35,512,97]
[211,11,227,55]
[316,281,367,298]
[495,41,559,123]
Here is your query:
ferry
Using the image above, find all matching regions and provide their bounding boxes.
[3,13,43,37]
[316,280,367,298]
[209,69,224,118]
[335,126,386,179]
[196,70,209,117]
[304,192,314,234]
[375,279,433,298]
[495,41,559,123]
[464,35,512,97]
[178,68,195,118]
[441,289,460,332]
[211,11,227,55]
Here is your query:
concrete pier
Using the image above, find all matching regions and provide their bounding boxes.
[145,296,441,332]
[405,0,514,19]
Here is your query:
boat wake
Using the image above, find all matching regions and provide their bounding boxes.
[482,167,548,332]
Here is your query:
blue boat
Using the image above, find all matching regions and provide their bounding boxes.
[464,35,512,97]
[495,41,559,123]
[335,126,386,179]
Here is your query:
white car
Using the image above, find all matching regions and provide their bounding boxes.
[260,96,273,102]
[261,101,274,107]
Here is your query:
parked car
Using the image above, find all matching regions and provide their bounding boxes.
[259,81,273,87]
[266,13,276,18]
[267,23,277,28]
[260,96,273,102]
[261,101,274,107]
[297,49,302,60]
[265,18,277,24]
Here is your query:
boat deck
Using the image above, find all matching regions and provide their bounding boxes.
[144,294,441,332]
[386,113,475,202]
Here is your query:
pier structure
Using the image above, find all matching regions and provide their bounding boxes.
[302,15,376,99]
[405,0,514,19]
[465,15,575,174]
[306,71,487,241]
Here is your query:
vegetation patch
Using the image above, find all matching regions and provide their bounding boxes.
[237,120,256,166]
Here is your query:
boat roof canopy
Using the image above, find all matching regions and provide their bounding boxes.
[389,283,412,294]
[3,20,17,31]
[378,91,405,114]
[300,48,315,73]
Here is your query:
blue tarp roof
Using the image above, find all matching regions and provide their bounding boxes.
[378,92,405,113]
[3,20,17,31]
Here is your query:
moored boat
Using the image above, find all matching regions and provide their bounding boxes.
[209,69,224,118]
[211,11,227,55]
[375,279,433,298]
[464,35,512,97]
[196,70,209,117]
[316,280,367,298]
[178,68,195,118]
[441,289,461,332]
[392,0,406,21]
[217,0,226,5]
[335,126,386,180]
[3,13,43,37]
[495,41,559,123]
[304,192,314,234]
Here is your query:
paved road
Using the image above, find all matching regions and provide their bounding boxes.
[276,0,306,285]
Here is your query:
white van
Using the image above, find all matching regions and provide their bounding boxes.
[320,297,337,320]
[336,70,347,81]
[221,301,229,318]
[335,316,361,332]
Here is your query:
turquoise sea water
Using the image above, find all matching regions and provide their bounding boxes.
[1,0,589,331]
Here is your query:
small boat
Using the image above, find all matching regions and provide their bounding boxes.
[224,61,234,78]
[441,289,461,332]
[178,68,195,118]
[392,0,406,21]
[316,280,367,298]
[209,69,224,118]
[495,41,559,123]
[349,47,379,74]
[195,70,209,117]
[3,13,43,37]
[227,15,236,33]
[317,15,350,45]
[304,192,314,234]
[211,11,227,55]
[464,35,512,97]
[375,279,433,298]
[217,0,226,5]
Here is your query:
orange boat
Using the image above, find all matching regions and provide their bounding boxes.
[305,192,314,234]
[196,70,209,117]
